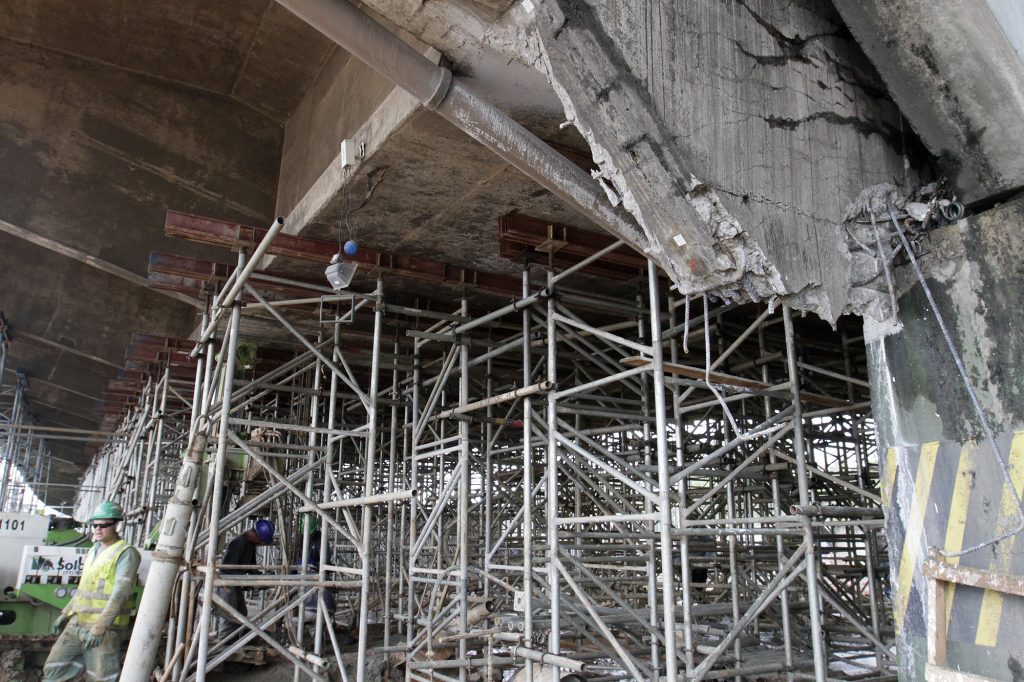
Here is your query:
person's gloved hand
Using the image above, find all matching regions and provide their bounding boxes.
[52,612,70,634]
[81,623,108,649]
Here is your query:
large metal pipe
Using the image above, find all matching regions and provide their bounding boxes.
[196,292,245,679]
[274,0,648,253]
[120,431,209,682]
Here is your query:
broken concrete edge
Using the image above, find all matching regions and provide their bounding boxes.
[278,0,841,324]
[273,0,938,337]
[841,181,981,344]
[534,19,886,328]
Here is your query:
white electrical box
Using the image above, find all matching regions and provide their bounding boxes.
[340,139,355,168]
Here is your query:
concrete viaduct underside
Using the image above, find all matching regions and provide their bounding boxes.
[1,1,1022,680]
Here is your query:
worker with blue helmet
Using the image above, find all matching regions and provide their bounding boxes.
[216,520,274,639]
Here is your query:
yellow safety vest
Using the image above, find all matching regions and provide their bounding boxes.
[72,539,135,627]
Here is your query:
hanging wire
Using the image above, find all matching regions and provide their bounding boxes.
[702,294,787,443]
[343,167,387,246]
[682,295,691,355]
[885,204,1024,557]
[869,212,899,321]
[704,293,742,438]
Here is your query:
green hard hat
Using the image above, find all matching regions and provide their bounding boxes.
[89,500,125,522]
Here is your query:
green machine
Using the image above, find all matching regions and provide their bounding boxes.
[0,513,151,674]
[0,514,91,669]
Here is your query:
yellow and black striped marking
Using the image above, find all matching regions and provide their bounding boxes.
[885,430,1024,676]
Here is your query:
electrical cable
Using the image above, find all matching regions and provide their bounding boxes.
[701,295,787,443]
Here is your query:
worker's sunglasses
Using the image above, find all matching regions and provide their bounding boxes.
[91,522,116,529]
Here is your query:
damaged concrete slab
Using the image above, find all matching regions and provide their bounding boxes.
[533,0,908,322]
[1,1,1022,680]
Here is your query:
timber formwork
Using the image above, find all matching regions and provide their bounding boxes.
[81,219,894,681]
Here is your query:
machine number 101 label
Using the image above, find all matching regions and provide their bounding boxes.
[0,517,27,533]
[0,513,48,539]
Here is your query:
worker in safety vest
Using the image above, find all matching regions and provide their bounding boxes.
[43,500,141,682]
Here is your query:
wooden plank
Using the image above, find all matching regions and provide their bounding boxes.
[621,357,850,408]
[928,575,947,666]
[923,559,1024,599]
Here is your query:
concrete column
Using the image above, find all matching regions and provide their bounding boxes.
[868,198,1024,680]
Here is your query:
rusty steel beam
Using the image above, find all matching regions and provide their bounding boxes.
[923,558,1024,598]
[164,210,522,296]
[499,213,646,278]
[149,253,334,301]
[147,271,209,298]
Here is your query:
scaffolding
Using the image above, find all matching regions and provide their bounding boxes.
[0,366,64,515]
[76,367,191,544]
[72,223,892,681]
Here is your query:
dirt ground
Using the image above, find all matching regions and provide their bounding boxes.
[205,652,393,682]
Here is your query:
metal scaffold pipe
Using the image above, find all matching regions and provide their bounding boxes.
[78,242,888,680]
[784,305,829,681]
[192,216,284,355]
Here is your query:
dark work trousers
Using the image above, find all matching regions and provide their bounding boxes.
[216,586,248,639]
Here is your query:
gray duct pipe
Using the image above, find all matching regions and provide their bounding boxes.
[275,0,649,254]
[120,432,208,682]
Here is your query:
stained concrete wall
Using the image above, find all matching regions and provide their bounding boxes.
[836,0,1024,204]
[535,0,907,321]
[868,199,1024,680]
[275,49,397,218]
[0,40,281,271]
[0,39,283,498]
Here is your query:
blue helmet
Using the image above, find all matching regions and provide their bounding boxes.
[254,519,275,544]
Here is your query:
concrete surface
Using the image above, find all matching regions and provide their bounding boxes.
[837,0,1024,203]
[868,198,1024,680]
[987,0,1024,62]
[533,0,908,322]
[0,32,287,500]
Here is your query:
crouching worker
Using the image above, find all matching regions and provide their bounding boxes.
[217,519,275,639]
[45,500,141,681]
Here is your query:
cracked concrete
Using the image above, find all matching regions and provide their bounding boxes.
[836,0,1024,202]
[531,0,908,323]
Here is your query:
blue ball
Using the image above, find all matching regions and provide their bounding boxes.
[343,240,359,257]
